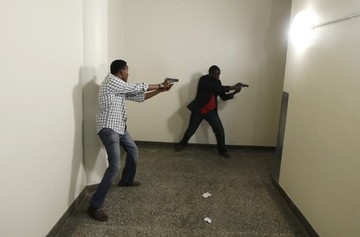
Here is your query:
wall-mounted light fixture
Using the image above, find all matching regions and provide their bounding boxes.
[312,13,360,29]
[289,11,360,53]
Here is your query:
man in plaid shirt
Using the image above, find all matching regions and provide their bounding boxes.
[88,59,173,221]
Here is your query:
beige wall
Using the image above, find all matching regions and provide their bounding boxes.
[280,0,360,236]
[82,0,109,185]
[0,0,291,236]
[0,0,85,236]
[2,0,358,236]
[107,0,291,146]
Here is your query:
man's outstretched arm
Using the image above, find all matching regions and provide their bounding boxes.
[145,79,173,100]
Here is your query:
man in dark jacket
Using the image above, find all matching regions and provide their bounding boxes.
[175,65,243,158]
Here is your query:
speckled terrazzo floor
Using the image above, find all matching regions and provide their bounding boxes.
[55,144,310,237]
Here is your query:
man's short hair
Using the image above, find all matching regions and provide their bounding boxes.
[110,60,127,74]
[209,65,220,74]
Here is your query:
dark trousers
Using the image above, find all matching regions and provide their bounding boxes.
[179,110,227,153]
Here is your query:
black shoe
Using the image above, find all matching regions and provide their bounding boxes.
[220,152,231,158]
[118,181,141,187]
[174,143,186,152]
[87,206,109,222]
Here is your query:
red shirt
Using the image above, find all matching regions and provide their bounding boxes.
[200,94,216,115]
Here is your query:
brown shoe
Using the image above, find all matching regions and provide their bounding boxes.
[87,206,109,222]
[118,181,141,187]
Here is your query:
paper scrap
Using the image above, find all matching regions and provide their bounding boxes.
[204,217,212,223]
[202,192,212,198]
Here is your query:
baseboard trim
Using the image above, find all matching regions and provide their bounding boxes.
[135,140,275,151]
[46,186,88,237]
[271,178,319,237]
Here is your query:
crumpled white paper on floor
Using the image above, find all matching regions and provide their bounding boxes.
[204,217,212,223]
[202,192,212,198]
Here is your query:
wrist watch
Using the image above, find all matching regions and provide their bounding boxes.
[159,83,164,89]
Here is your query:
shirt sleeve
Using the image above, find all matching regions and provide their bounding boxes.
[125,92,146,102]
[200,77,230,94]
[107,74,149,94]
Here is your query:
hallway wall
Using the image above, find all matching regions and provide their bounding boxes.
[280,0,360,236]
[84,0,292,184]
[107,0,291,147]
[0,1,85,236]
[0,0,293,236]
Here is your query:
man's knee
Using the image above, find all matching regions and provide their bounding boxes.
[108,162,120,175]
[213,128,225,136]
[127,143,138,155]
[125,144,139,162]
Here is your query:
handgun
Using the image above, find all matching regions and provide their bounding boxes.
[237,82,249,87]
[166,78,179,82]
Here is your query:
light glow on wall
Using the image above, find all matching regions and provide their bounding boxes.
[289,10,316,52]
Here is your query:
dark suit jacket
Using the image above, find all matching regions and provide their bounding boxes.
[187,74,234,113]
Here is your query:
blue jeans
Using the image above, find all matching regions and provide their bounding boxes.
[90,128,138,209]
[179,110,227,154]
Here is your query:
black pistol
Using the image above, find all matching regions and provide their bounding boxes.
[166,78,179,82]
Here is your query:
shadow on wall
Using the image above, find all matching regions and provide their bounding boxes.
[168,72,213,144]
[69,72,85,204]
[252,0,290,144]
[81,67,106,184]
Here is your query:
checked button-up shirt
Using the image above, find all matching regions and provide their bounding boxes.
[96,73,149,135]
